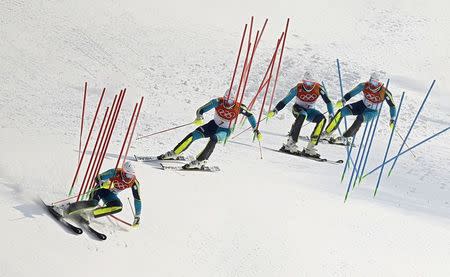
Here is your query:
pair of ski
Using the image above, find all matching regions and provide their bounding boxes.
[134,155,220,172]
[298,135,354,147]
[42,200,107,240]
[275,146,344,164]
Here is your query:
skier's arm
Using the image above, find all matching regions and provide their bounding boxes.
[240,104,257,129]
[196,98,220,118]
[343,83,365,101]
[384,89,397,120]
[319,85,334,116]
[131,180,142,216]
[95,168,117,185]
[273,87,297,112]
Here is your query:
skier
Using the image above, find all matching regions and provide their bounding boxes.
[65,161,142,227]
[324,73,396,140]
[266,72,334,157]
[157,96,262,169]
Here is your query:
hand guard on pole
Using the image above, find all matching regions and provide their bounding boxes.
[132,215,140,228]
[193,115,204,126]
[267,109,277,119]
[253,129,263,142]
[389,119,395,130]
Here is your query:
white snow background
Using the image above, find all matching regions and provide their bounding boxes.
[0,0,449,276]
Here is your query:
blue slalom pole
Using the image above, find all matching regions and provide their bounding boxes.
[355,116,375,184]
[374,91,406,196]
[358,79,390,183]
[362,126,450,179]
[336,59,347,130]
[388,80,436,176]
[346,118,370,192]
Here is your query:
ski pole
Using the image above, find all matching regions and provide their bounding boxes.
[362,126,450,179]
[394,129,416,158]
[231,116,267,140]
[136,122,193,140]
[109,215,132,226]
[388,80,435,176]
[374,91,406,196]
[127,197,136,217]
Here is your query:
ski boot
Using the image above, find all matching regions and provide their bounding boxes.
[157,150,178,160]
[182,159,207,170]
[281,137,300,154]
[303,141,320,158]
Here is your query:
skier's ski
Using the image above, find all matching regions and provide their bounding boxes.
[299,135,354,147]
[42,200,83,235]
[160,163,221,172]
[74,215,107,240]
[275,148,344,164]
[134,154,191,162]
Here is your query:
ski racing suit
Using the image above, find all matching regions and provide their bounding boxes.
[273,82,334,145]
[325,81,397,137]
[172,97,257,161]
[90,168,142,218]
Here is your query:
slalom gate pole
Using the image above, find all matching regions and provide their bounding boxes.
[342,134,356,201]
[356,114,375,179]
[115,103,138,169]
[362,126,450,179]
[83,94,119,199]
[388,80,435,176]
[394,129,416,158]
[268,18,289,111]
[68,88,105,196]
[136,122,192,140]
[89,90,126,192]
[79,82,87,162]
[256,37,282,131]
[336,59,347,130]
[76,107,110,201]
[52,186,103,205]
[122,97,144,165]
[227,24,247,100]
[346,119,370,189]
[358,79,390,182]
[374,91,406,196]
[109,215,132,226]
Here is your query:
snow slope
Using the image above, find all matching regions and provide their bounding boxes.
[1,0,449,276]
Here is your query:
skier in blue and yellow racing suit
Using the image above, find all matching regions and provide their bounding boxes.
[157,96,261,169]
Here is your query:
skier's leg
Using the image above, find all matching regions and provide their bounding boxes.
[289,104,307,143]
[306,109,326,145]
[341,101,371,137]
[325,106,352,135]
[197,136,218,161]
[343,114,364,137]
[172,130,203,155]
[92,191,123,218]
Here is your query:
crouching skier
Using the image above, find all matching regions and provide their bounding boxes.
[157,96,262,169]
[323,73,396,141]
[65,161,142,227]
[266,72,334,158]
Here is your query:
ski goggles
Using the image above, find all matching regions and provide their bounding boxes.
[303,80,314,87]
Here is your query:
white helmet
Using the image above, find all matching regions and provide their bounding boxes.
[368,72,382,92]
[302,71,316,92]
[123,161,136,176]
[303,71,314,81]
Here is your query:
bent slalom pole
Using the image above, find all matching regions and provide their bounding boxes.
[374,91,406,196]
[388,80,435,176]
[362,126,450,179]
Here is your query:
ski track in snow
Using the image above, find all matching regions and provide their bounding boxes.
[1,0,450,276]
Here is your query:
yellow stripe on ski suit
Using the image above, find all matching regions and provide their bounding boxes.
[92,206,122,217]
[174,136,193,155]
[325,110,342,134]
[311,117,326,145]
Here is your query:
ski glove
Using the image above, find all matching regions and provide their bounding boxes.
[193,115,204,126]
[253,129,263,142]
[267,109,277,119]
[132,215,140,228]
[389,119,395,130]
[335,99,346,109]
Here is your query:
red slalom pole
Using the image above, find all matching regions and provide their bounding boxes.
[76,107,110,201]
[115,103,138,169]
[268,18,290,111]
[227,24,247,100]
[122,97,144,165]
[68,88,105,196]
[79,82,87,162]
[90,89,126,190]
[256,38,282,130]
[82,94,117,198]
